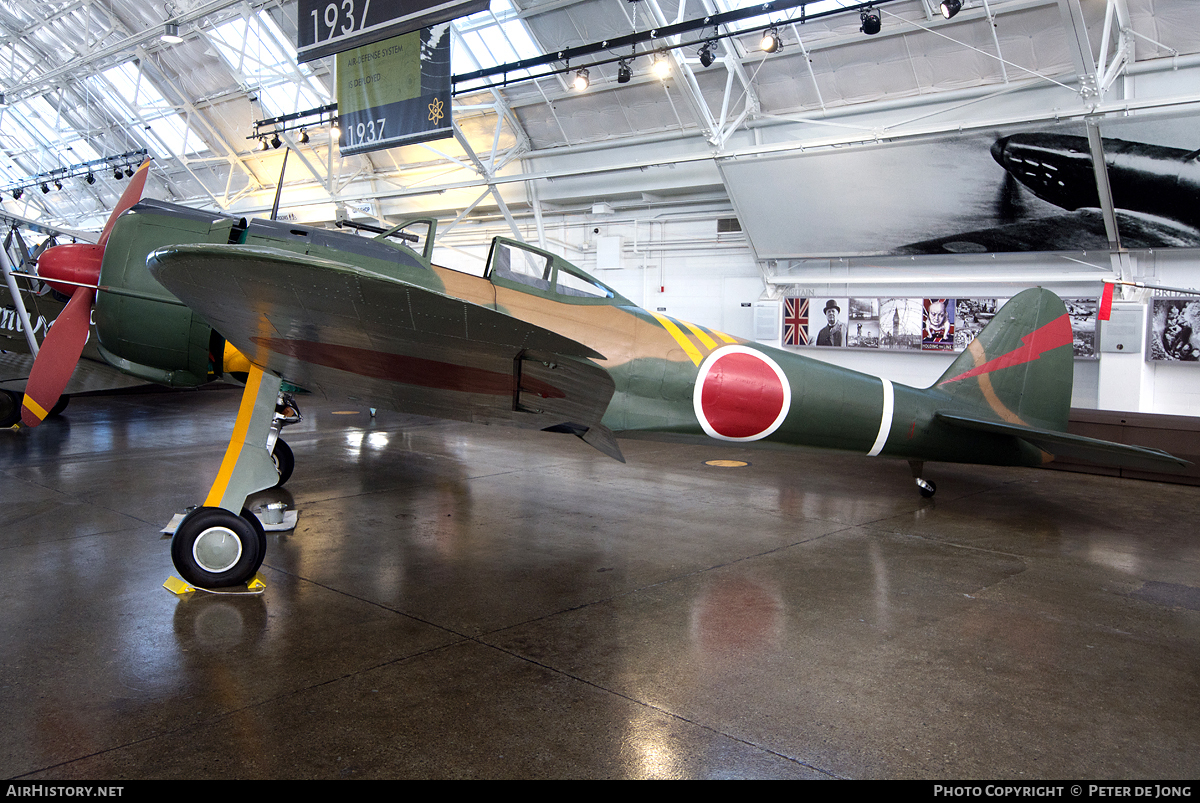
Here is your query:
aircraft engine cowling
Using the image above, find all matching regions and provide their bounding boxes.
[93,200,247,387]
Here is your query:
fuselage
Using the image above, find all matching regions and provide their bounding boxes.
[109,200,1046,469]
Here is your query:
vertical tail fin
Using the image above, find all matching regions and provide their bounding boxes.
[933,289,1074,432]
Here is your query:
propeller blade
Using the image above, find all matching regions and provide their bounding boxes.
[98,159,150,247]
[20,285,95,427]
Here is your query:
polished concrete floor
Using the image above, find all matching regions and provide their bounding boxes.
[2,384,1199,780]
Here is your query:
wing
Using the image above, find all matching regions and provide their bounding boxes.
[148,244,623,458]
[936,412,1189,474]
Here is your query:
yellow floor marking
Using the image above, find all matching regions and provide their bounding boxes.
[704,459,749,468]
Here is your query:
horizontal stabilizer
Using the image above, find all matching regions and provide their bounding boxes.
[936,412,1190,473]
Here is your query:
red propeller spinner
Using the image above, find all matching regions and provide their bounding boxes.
[19,160,150,427]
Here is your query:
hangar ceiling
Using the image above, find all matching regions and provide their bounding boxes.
[0,0,1196,267]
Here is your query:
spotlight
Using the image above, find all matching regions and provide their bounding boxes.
[41,183,49,194]
[54,180,62,190]
[12,188,21,200]
[270,133,282,149]
[299,129,310,144]
[860,7,881,35]
[760,27,781,53]
[161,22,183,44]
[939,0,962,18]
[653,52,670,78]
[330,120,341,142]
[125,166,134,177]
[617,60,632,84]
[258,137,269,151]
[85,172,95,185]
[114,168,123,180]
[572,68,589,91]
[698,41,715,68]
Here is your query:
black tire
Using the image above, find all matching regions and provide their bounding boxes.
[0,390,20,428]
[49,395,69,417]
[171,507,267,588]
[271,438,294,487]
[918,479,937,498]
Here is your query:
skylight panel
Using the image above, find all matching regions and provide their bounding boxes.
[95,63,205,158]
[210,11,330,116]
[714,0,862,33]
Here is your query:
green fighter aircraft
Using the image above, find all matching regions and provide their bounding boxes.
[23,190,1186,590]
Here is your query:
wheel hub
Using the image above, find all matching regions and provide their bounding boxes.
[192,526,243,573]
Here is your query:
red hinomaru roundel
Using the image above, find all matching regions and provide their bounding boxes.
[692,346,792,441]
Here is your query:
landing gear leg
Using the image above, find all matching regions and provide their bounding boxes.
[170,366,283,588]
[909,460,936,498]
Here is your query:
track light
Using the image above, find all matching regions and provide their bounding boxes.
[54,180,62,190]
[258,137,269,151]
[698,40,715,68]
[617,60,632,84]
[125,166,134,178]
[572,68,589,91]
[653,52,670,78]
[85,172,95,185]
[939,0,962,18]
[114,168,123,180]
[161,22,183,44]
[12,188,21,200]
[40,183,49,194]
[299,129,310,144]
[331,120,341,142]
[270,133,282,149]
[860,7,881,35]
[760,27,781,53]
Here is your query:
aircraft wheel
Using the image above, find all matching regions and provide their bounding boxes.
[50,395,69,417]
[171,507,267,588]
[271,438,294,487]
[917,478,937,498]
[0,390,20,428]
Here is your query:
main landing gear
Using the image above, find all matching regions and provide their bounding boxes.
[169,369,300,589]
[909,460,936,498]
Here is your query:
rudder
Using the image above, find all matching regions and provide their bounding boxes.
[933,289,1073,432]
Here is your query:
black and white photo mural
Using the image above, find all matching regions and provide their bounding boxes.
[723,114,1200,258]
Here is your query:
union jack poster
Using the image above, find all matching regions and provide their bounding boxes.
[783,297,809,346]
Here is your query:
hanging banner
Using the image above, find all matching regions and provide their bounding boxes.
[336,25,451,156]
[297,0,488,64]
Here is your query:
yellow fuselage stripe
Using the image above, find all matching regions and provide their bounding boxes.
[681,320,719,350]
[650,312,704,366]
[204,366,263,508]
[22,395,48,422]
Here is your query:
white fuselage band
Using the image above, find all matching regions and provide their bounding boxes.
[867,378,894,457]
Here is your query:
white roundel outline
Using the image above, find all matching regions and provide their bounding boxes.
[693,345,793,442]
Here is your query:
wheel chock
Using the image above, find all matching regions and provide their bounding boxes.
[162,572,267,596]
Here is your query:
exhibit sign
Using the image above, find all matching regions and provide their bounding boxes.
[336,26,451,156]
[784,295,1098,358]
[297,0,488,63]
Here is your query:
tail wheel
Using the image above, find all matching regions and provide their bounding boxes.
[50,395,69,417]
[0,390,20,428]
[271,438,294,487]
[171,507,267,588]
[916,478,937,498]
